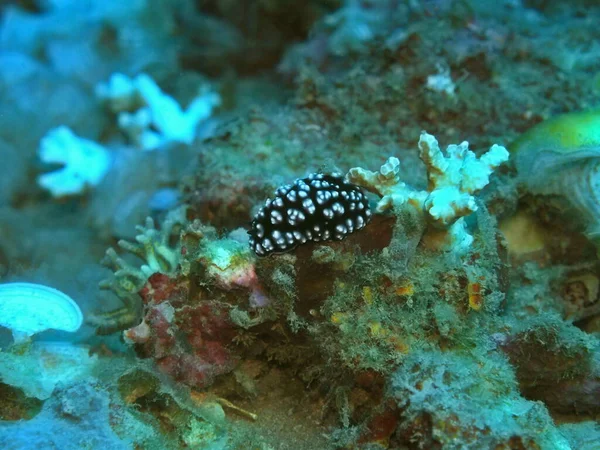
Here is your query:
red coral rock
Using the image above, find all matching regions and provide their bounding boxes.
[157,353,229,388]
[139,273,189,305]
[144,302,177,358]
[125,272,240,389]
[358,403,399,447]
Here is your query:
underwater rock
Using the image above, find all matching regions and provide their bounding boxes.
[499,324,600,415]
[388,349,572,449]
[256,214,396,318]
[127,272,239,388]
[0,381,127,450]
[561,268,600,322]
[112,223,255,390]
[185,169,271,229]
[0,342,96,401]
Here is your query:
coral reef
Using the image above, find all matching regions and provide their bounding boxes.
[2,0,600,448]
[94,162,598,447]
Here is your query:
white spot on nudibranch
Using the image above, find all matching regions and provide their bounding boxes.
[356,215,365,228]
[262,238,274,249]
[332,202,345,215]
[316,190,327,205]
[346,218,354,231]
[270,210,283,224]
[286,190,297,202]
[276,184,292,196]
[302,198,316,214]
[256,223,265,238]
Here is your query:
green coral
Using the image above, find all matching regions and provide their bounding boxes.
[101,208,187,296]
[89,207,187,334]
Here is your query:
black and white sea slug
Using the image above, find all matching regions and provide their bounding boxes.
[249,173,372,256]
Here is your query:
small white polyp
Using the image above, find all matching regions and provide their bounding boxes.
[0,282,83,344]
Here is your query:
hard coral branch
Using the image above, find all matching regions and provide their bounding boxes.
[346,132,509,254]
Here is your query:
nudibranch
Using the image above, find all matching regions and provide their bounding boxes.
[510,110,600,242]
[249,173,371,256]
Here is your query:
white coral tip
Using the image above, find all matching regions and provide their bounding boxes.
[379,157,400,180]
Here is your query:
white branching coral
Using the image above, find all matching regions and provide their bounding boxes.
[346,132,509,253]
[96,73,221,151]
[37,126,112,197]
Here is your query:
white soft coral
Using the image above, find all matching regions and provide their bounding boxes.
[346,132,509,253]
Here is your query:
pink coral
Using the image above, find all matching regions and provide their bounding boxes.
[124,272,239,388]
